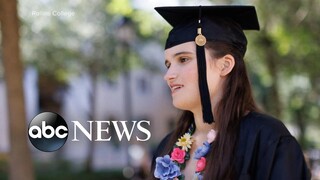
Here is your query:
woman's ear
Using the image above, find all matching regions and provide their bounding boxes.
[218,54,235,76]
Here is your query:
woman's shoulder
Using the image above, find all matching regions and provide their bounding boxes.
[240,111,292,141]
[237,112,311,179]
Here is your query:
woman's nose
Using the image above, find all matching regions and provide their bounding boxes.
[164,67,177,82]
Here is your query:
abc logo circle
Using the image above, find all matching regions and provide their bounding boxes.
[28,112,68,152]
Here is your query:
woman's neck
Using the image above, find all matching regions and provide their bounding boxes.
[192,112,216,136]
[191,88,222,134]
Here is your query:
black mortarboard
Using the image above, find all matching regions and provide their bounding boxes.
[155,6,259,124]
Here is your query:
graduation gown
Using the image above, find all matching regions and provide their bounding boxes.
[151,111,311,180]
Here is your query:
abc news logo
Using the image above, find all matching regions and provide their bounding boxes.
[28,112,151,152]
[28,112,68,152]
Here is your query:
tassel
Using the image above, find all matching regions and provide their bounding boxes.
[196,45,214,124]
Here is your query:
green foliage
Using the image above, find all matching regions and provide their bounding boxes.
[106,0,169,40]
[107,0,133,17]
[0,153,8,179]
[18,0,107,81]
[255,0,319,147]
[19,0,168,83]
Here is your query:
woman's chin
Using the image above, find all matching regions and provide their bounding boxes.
[172,101,192,111]
[172,101,184,110]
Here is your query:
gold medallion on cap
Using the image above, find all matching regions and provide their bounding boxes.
[195,34,206,46]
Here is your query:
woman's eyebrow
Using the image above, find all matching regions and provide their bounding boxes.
[165,51,194,64]
[173,51,194,57]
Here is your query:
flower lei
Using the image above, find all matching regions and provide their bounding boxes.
[154,124,217,180]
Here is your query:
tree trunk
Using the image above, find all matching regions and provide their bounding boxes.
[295,108,307,149]
[260,32,282,118]
[0,0,35,180]
[85,68,98,172]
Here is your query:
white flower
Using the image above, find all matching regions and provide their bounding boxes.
[207,129,217,143]
[176,133,193,151]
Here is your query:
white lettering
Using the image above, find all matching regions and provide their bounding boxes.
[56,126,68,138]
[31,11,38,16]
[96,121,111,141]
[52,10,74,17]
[42,121,55,138]
[112,121,136,141]
[29,125,41,138]
[72,121,93,141]
[136,120,151,141]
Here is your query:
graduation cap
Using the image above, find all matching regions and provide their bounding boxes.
[155,6,260,124]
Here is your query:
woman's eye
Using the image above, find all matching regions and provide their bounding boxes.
[179,57,189,63]
[165,62,171,69]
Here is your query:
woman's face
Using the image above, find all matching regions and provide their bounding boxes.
[164,42,224,112]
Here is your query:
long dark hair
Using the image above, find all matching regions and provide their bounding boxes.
[151,41,258,179]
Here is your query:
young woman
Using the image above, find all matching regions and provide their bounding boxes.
[150,5,311,180]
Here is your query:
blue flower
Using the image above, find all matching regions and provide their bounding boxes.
[195,172,203,180]
[154,155,181,180]
[194,141,210,160]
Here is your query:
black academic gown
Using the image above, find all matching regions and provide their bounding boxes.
[151,112,311,180]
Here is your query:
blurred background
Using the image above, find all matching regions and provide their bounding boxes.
[0,0,319,179]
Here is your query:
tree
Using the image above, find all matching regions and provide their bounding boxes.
[0,0,35,179]
[252,0,320,148]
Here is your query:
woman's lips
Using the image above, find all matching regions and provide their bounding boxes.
[170,84,184,94]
